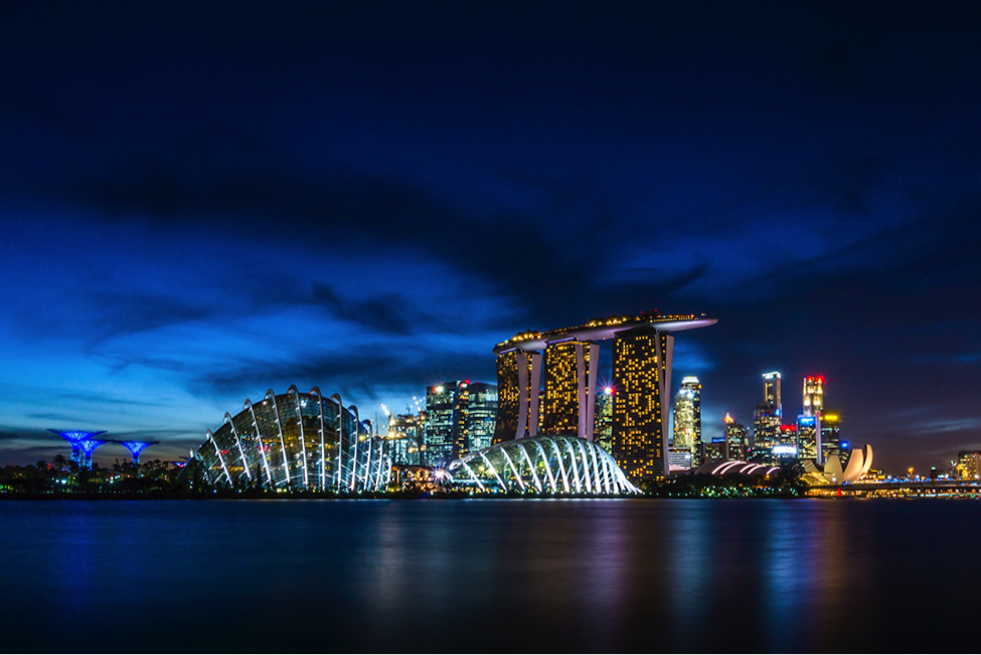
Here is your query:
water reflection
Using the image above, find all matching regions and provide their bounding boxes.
[0,499,962,652]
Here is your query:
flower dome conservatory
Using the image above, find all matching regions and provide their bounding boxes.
[191,386,391,492]
[446,435,639,495]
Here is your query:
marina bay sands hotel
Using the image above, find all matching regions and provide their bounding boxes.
[492,311,717,481]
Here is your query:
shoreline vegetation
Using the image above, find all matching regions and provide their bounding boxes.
[0,456,808,499]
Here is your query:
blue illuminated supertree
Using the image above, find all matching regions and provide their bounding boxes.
[48,430,106,467]
[115,441,159,466]
[78,439,108,470]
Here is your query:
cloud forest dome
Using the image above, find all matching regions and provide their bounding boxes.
[191,386,390,492]
[447,435,639,495]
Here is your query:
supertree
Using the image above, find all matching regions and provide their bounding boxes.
[78,438,108,470]
[115,441,159,466]
[48,430,106,467]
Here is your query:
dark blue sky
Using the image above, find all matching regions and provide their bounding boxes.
[2,2,979,473]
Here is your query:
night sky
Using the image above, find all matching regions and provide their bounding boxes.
[2,2,979,474]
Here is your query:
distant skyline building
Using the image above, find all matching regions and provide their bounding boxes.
[425,380,498,467]
[388,411,426,466]
[672,376,701,465]
[593,386,614,454]
[764,371,782,411]
[752,372,782,464]
[820,411,842,463]
[701,438,729,462]
[957,451,981,480]
[797,415,821,462]
[803,375,824,417]
[724,413,749,461]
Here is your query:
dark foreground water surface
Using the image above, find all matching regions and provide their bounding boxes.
[0,499,975,652]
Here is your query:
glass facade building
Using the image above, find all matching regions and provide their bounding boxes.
[672,376,701,465]
[191,386,390,492]
[425,381,498,467]
[447,435,639,495]
[724,414,749,461]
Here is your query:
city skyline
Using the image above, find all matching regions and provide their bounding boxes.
[2,3,980,474]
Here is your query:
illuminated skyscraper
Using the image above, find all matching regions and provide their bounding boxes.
[593,385,615,453]
[797,415,821,462]
[752,372,782,464]
[492,347,543,444]
[612,326,674,482]
[542,340,598,438]
[803,376,824,417]
[425,381,497,467]
[467,383,498,452]
[820,411,841,463]
[763,371,782,410]
[724,413,749,460]
[672,376,701,463]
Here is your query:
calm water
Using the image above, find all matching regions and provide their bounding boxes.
[0,498,975,652]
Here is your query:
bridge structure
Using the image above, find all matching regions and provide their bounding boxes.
[809,480,981,498]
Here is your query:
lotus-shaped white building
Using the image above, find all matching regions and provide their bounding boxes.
[191,386,391,492]
[804,444,874,484]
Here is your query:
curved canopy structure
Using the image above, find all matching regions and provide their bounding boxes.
[691,460,780,478]
[191,386,391,492]
[447,435,640,495]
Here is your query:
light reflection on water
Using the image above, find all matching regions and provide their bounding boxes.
[0,499,974,652]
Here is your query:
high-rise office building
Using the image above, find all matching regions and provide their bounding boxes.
[612,326,674,482]
[593,386,615,453]
[467,383,498,452]
[388,411,426,466]
[672,376,702,465]
[803,376,824,417]
[753,372,782,464]
[820,411,841,463]
[797,414,821,462]
[724,413,749,460]
[763,371,782,410]
[425,380,498,467]
[701,438,729,462]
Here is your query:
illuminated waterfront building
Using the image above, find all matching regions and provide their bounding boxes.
[189,386,390,491]
[724,413,749,461]
[425,380,498,467]
[612,326,674,481]
[492,312,716,449]
[753,372,782,464]
[492,311,716,482]
[593,386,614,453]
[820,411,842,463]
[542,340,598,437]
[957,451,981,480]
[803,375,824,417]
[672,376,701,465]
